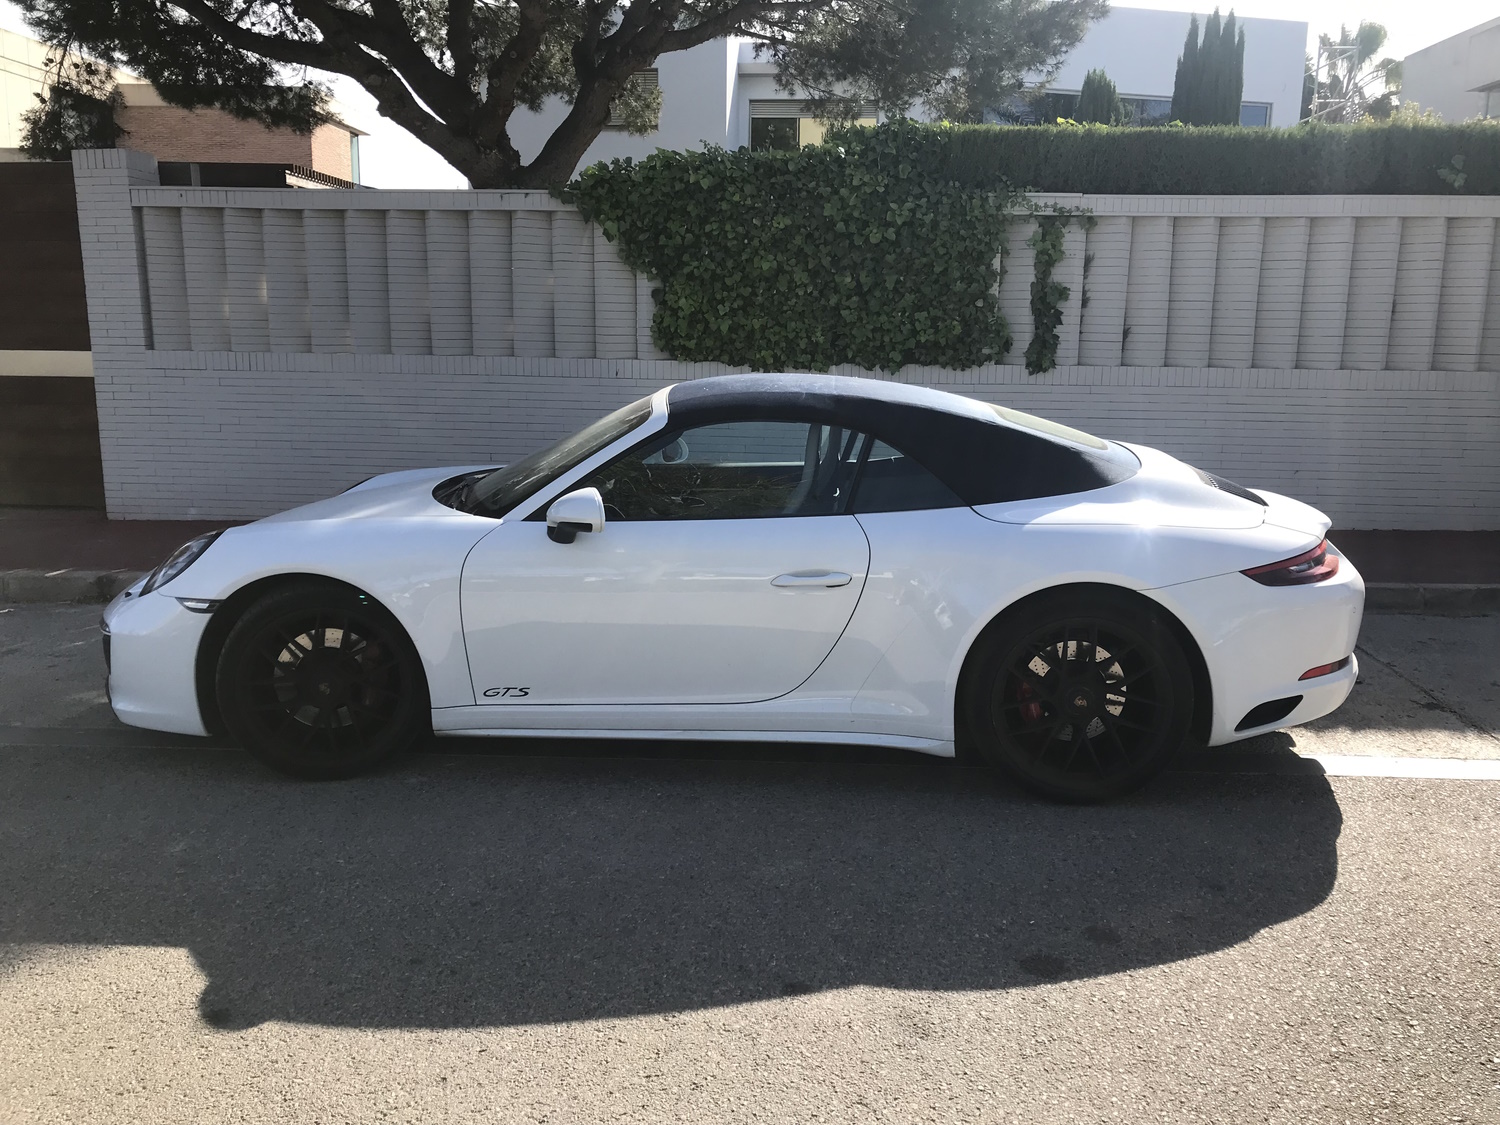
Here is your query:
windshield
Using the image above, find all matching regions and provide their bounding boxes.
[468,395,655,517]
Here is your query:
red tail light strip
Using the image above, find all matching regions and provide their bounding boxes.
[1299,656,1352,681]
[1242,539,1341,586]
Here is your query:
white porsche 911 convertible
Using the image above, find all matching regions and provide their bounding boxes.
[102,373,1363,800]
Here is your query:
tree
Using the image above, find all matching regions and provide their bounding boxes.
[1309,23,1401,123]
[1169,7,1244,126]
[1074,68,1122,124]
[18,0,1106,188]
[20,53,125,159]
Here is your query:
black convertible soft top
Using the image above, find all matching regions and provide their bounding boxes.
[665,374,1138,506]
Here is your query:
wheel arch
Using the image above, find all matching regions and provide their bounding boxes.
[193,572,431,737]
[953,581,1214,757]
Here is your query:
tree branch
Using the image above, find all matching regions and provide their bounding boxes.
[447,0,476,87]
[166,0,337,69]
[472,0,551,139]
[659,0,831,53]
[169,0,484,175]
[309,0,473,122]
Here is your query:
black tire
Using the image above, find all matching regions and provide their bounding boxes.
[962,589,1194,803]
[215,581,429,779]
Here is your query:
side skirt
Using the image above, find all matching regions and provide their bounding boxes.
[430,724,956,758]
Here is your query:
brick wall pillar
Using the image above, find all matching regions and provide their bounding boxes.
[72,148,159,518]
[71,148,159,350]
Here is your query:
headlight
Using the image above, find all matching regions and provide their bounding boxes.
[140,531,224,595]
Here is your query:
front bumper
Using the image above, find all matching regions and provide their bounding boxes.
[1152,548,1365,746]
[100,582,213,737]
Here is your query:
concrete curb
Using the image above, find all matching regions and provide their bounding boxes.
[2,571,1496,615]
[1364,584,1500,615]
[1,569,146,605]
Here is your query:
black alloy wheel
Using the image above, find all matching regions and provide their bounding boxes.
[216,582,429,779]
[965,590,1194,802]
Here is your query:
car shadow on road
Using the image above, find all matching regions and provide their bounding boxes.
[0,737,1341,1030]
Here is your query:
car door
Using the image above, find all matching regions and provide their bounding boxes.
[460,418,871,706]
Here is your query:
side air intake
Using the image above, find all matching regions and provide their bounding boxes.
[1235,696,1303,732]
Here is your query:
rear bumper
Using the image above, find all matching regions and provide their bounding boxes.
[100,583,211,737]
[1152,548,1365,746]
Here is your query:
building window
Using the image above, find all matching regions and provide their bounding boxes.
[1480,84,1500,119]
[750,118,799,151]
[604,69,659,129]
[990,92,1271,127]
[349,134,361,183]
[1239,102,1271,127]
[748,101,877,149]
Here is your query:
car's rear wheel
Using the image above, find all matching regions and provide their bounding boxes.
[964,590,1194,802]
[216,582,428,779]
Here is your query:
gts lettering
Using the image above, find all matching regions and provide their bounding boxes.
[482,686,531,698]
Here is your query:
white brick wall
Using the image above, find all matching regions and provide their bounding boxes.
[74,153,1500,529]
[89,350,1500,530]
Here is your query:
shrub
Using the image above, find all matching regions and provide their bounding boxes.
[930,119,1500,195]
[565,120,1025,372]
[1075,69,1123,126]
[563,117,1500,378]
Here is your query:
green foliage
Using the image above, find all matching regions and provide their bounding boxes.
[774,0,1107,125]
[1074,69,1122,125]
[19,0,1107,188]
[1170,8,1245,126]
[1436,154,1467,191]
[928,119,1500,194]
[610,74,663,137]
[1313,22,1401,123]
[1024,212,1072,375]
[19,55,123,160]
[566,121,1032,373]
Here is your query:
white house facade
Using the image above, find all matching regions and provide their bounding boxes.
[1032,6,1306,128]
[1402,17,1500,124]
[506,5,1309,176]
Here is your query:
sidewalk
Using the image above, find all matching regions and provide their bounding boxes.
[0,508,244,603]
[1,507,1496,610]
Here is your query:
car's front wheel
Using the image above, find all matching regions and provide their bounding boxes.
[964,590,1195,802]
[216,582,429,779]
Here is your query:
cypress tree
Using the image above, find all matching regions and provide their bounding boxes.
[1227,16,1247,124]
[1202,9,1223,127]
[1170,8,1246,126]
[1076,68,1123,124]
[1170,14,1200,124]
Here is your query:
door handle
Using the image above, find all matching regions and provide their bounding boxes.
[771,571,853,588]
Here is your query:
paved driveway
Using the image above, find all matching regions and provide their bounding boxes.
[1,605,1497,1124]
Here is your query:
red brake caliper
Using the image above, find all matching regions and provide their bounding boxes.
[1018,680,1042,724]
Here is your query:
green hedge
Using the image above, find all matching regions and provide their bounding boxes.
[930,121,1500,195]
[563,118,1500,377]
[565,122,1023,372]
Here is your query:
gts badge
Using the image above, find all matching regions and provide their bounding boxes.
[483,686,531,699]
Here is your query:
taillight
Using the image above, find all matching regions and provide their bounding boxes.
[1299,656,1351,681]
[1241,539,1340,586]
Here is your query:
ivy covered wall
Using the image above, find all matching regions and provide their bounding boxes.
[565,121,1073,374]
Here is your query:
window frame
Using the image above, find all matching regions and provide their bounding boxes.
[529,409,966,524]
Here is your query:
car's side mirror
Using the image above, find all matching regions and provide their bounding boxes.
[545,487,606,543]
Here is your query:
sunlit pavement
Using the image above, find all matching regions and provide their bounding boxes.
[2,605,1498,1124]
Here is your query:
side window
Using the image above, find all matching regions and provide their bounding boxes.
[580,420,864,521]
[849,440,964,513]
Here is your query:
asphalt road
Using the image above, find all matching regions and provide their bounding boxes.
[1,604,1498,1124]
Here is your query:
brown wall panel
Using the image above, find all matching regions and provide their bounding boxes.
[0,375,105,508]
[0,162,90,352]
[0,215,89,241]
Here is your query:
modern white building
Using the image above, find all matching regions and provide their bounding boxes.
[1402,17,1500,123]
[1028,6,1306,128]
[507,5,1308,175]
